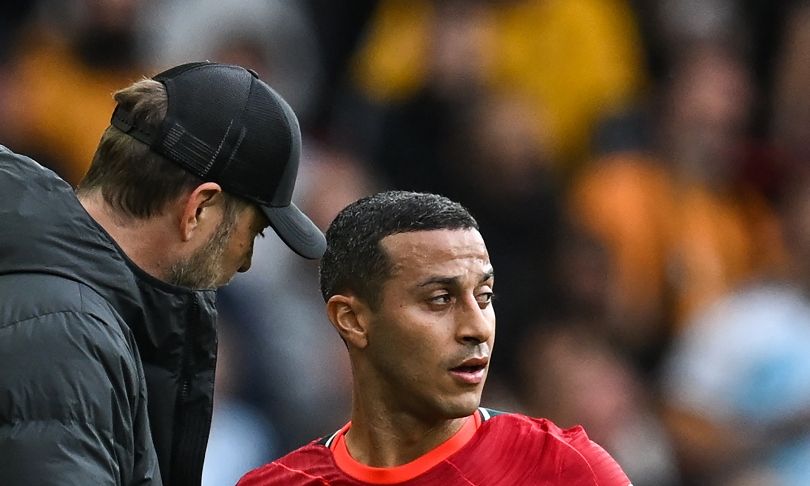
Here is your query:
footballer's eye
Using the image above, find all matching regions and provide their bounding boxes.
[476,291,494,305]
[429,293,453,305]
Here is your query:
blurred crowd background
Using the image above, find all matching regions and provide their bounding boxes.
[3,0,810,484]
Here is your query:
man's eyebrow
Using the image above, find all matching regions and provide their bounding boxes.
[417,269,494,288]
[417,276,460,288]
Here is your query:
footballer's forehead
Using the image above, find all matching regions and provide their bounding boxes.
[381,228,492,284]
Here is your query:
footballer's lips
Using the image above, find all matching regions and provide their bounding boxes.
[449,357,489,384]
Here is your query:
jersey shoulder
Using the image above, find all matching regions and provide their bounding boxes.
[475,412,632,485]
[483,411,593,448]
[237,441,340,486]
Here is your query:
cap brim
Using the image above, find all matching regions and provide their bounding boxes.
[261,203,326,259]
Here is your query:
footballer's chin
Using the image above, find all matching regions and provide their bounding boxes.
[440,388,485,419]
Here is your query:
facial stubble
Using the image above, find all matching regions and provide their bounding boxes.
[167,215,237,289]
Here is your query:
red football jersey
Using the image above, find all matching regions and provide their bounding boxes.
[238,408,632,485]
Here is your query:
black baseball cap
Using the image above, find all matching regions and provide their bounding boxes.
[111,61,326,259]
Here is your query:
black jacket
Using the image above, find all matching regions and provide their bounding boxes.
[0,146,218,485]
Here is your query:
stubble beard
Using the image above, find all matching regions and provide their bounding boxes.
[167,217,235,289]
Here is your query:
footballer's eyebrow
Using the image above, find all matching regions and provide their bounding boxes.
[417,268,494,288]
[417,275,460,288]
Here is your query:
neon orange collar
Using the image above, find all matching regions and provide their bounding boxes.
[330,412,482,484]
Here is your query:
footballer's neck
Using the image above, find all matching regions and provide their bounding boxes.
[345,399,469,468]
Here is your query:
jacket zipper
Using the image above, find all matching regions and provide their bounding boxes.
[169,295,213,486]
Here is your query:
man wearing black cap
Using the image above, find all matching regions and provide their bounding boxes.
[0,62,324,485]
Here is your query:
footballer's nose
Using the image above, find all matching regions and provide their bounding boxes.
[457,295,495,345]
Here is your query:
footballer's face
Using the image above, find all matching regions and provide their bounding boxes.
[365,228,495,420]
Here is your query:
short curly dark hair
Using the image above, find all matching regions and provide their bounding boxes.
[319,191,479,309]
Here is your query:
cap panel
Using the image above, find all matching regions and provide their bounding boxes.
[216,75,292,206]
[158,123,221,178]
[264,84,301,206]
[156,65,253,178]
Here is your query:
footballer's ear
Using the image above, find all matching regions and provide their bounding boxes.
[326,294,370,349]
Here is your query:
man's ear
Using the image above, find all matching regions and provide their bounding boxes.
[326,294,371,349]
[179,182,223,242]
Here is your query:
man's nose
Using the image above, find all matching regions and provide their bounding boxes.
[456,294,495,345]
